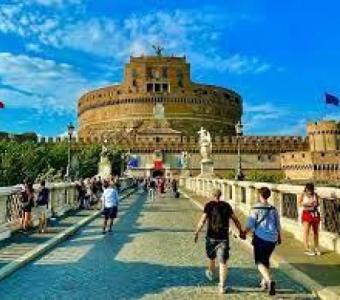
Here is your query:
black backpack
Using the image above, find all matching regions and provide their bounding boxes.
[210,205,225,232]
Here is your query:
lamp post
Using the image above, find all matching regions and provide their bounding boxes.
[235,121,244,181]
[188,153,192,176]
[65,122,75,181]
[120,151,130,177]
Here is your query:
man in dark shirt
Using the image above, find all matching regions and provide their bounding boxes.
[36,180,49,233]
[194,189,243,294]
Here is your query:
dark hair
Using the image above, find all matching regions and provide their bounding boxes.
[103,180,109,189]
[305,183,315,193]
[259,187,271,200]
[40,180,46,186]
[26,182,34,194]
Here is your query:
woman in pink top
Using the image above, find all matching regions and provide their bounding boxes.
[298,183,321,256]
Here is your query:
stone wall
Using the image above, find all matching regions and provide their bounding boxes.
[181,177,340,254]
[77,55,242,139]
[0,178,134,241]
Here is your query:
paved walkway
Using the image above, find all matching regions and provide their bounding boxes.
[0,191,316,299]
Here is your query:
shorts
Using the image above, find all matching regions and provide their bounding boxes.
[302,210,320,226]
[103,207,117,219]
[253,235,276,268]
[205,237,229,264]
[36,205,48,216]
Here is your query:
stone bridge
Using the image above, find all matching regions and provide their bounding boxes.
[0,178,338,299]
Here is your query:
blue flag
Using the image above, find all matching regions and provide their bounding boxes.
[325,93,339,106]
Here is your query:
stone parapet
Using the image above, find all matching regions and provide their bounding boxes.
[181,177,340,254]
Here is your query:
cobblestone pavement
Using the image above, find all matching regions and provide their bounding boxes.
[0,191,316,300]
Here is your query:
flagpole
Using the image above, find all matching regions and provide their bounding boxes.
[323,91,327,121]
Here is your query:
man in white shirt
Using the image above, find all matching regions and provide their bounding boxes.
[101,180,119,234]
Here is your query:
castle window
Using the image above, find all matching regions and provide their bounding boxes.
[146,67,152,79]
[132,79,137,87]
[224,93,230,100]
[147,83,153,93]
[178,79,183,88]
[162,83,169,92]
[162,67,168,78]
[155,83,161,92]
[321,152,325,157]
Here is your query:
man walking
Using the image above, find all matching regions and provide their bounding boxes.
[194,189,243,294]
[36,180,49,233]
[101,180,119,234]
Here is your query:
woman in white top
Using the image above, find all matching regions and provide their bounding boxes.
[101,180,119,234]
[298,183,321,256]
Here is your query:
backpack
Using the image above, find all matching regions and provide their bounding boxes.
[210,204,225,232]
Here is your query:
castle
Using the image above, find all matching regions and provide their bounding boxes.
[75,51,340,181]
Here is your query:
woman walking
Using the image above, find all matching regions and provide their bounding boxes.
[298,183,321,255]
[21,182,35,232]
[242,187,281,296]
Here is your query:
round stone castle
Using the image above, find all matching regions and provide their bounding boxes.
[78,53,242,141]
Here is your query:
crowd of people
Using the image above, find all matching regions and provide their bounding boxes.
[194,182,322,295]
[18,176,322,296]
[142,176,179,201]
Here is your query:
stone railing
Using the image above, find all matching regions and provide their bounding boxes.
[0,177,135,241]
[181,177,340,254]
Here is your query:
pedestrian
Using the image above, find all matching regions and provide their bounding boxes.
[298,183,321,256]
[101,180,119,234]
[171,179,179,198]
[194,189,243,294]
[148,178,156,202]
[21,181,35,232]
[76,179,86,209]
[84,178,92,209]
[36,180,49,233]
[242,187,281,296]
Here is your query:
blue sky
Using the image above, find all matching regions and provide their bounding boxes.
[0,0,339,137]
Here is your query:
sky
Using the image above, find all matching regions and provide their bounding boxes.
[0,0,339,137]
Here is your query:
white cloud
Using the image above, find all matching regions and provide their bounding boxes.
[243,102,286,132]
[0,52,107,114]
[0,5,272,75]
[29,0,81,6]
[276,119,307,136]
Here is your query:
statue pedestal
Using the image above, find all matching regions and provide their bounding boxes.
[197,159,216,178]
[180,169,190,177]
[98,158,111,179]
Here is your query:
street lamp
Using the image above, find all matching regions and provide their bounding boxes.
[120,151,130,177]
[188,153,192,176]
[65,122,75,181]
[235,121,244,181]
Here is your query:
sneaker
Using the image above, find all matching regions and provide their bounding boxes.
[315,249,321,256]
[218,283,225,294]
[205,270,214,282]
[260,280,268,291]
[102,229,106,234]
[304,249,315,256]
[108,228,113,233]
[269,281,276,296]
